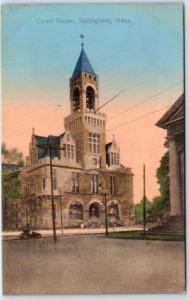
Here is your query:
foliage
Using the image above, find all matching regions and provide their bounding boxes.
[1,143,24,165]
[148,152,170,221]
[134,198,153,223]
[134,151,170,223]
[156,151,170,210]
[2,169,21,201]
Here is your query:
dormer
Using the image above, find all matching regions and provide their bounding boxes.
[60,130,76,161]
[106,135,120,168]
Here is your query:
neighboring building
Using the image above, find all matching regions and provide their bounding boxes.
[20,44,134,229]
[156,93,184,231]
[2,154,23,172]
[2,163,23,173]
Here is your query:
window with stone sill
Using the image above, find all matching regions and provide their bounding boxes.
[89,132,100,154]
[111,152,119,165]
[71,172,80,193]
[63,144,74,159]
[90,174,100,194]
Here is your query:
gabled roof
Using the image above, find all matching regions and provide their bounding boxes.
[72,48,95,77]
[105,142,112,151]
[34,133,65,159]
[156,93,184,129]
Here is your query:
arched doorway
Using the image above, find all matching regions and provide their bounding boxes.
[69,202,83,220]
[89,202,100,218]
[86,86,95,110]
[108,202,119,219]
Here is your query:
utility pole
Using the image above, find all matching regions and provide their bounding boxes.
[36,142,67,242]
[104,193,109,237]
[59,190,64,236]
[49,146,57,243]
[99,155,109,237]
[143,164,146,236]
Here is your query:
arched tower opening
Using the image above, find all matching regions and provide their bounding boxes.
[72,87,80,112]
[86,86,95,110]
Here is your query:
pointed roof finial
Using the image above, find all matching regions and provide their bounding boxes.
[80,34,84,48]
[32,128,35,135]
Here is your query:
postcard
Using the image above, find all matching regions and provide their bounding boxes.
[2,3,185,295]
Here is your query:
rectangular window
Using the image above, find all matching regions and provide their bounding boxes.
[63,144,74,159]
[111,152,119,165]
[117,153,120,165]
[89,132,100,154]
[110,175,116,195]
[90,174,99,194]
[67,144,70,159]
[42,177,46,190]
[63,144,66,157]
[53,169,57,190]
[71,145,74,159]
[71,172,80,193]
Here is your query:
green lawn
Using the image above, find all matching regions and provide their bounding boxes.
[108,231,185,241]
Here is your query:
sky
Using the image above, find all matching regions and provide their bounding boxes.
[2,3,184,202]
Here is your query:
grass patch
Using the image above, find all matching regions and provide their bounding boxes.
[108,231,185,241]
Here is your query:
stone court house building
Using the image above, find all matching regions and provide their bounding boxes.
[21,45,134,229]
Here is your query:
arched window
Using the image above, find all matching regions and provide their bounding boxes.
[89,202,100,218]
[72,87,80,111]
[86,86,95,110]
[108,203,119,219]
[69,202,83,220]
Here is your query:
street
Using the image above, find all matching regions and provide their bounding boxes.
[3,234,185,295]
[2,225,143,239]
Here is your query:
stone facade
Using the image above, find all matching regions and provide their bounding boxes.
[156,93,184,231]
[20,46,134,229]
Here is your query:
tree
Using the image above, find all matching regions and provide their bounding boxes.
[1,143,24,165]
[156,151,170,210]
[2,169,21,201]
[134,198,153,224]
[134,152,170,224]
[148,151,170,221]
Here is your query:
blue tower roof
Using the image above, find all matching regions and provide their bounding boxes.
[72,48,95,77]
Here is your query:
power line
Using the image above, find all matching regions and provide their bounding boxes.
[106,105,171,132]
[107,81,182,122]
[95,89,126,113]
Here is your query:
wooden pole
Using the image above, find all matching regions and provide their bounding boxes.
[59,191,64,236]
[104,193,108,237]
[49,147,57,243]
[143,164,146,235]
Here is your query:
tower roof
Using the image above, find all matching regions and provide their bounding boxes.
[72,48,95,77]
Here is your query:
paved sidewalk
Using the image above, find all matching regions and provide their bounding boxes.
[2,225,143,238]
